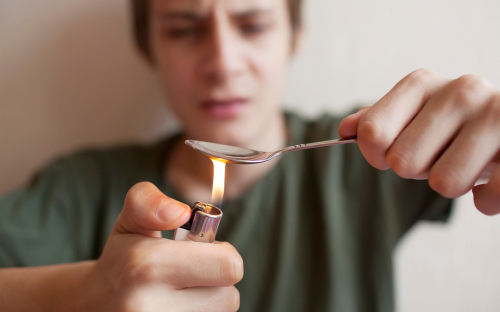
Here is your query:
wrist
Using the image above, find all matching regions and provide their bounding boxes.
[42,261,109,312]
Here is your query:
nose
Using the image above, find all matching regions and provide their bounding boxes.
[201,14,245,84]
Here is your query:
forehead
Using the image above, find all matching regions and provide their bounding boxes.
[151,0,285,13]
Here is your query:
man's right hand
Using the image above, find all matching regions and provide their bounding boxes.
[92,182,243,311]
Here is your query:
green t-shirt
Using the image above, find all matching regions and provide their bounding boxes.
[0,112,452,312]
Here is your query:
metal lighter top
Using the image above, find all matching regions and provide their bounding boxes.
[173,201,223,243]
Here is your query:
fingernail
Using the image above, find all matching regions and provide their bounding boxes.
[157,201,188,223]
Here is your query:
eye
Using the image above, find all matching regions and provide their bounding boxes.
[240,23,268,36]
[166,27,203,39]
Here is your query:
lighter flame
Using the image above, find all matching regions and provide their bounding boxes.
[211,159,226,207]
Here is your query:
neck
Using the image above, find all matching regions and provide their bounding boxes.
[166,112,287,205]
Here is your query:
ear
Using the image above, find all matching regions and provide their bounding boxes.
[290,26,304,58]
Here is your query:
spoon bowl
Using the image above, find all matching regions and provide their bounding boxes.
[185,137,357,164]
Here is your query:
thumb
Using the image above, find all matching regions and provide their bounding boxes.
[112,182,191,237]
[338,106,371,139]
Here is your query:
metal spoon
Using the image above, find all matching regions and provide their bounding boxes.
[185,137,357,164]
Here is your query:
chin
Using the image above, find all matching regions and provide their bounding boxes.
[187,118,259,147]
[200,127,255,147]
[180,103,280,147]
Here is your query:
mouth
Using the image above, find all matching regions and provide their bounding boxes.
[200,98,248,119]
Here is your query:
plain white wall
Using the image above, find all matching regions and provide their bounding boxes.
[1,0,499,311]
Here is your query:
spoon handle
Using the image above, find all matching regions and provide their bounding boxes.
[280,137,357,154]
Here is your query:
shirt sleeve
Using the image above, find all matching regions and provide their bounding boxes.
[0,153,104,267]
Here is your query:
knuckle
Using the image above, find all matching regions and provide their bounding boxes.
[428,170,453,198]
[213,286,241,312]
[128,182,151,197]
[450,75,490,108]
[125,182,151,207]
[225,286,241,312]
[127,261,157,285]
[483,96,500,121]
[218,243,244,285]
[456,74,490,91]
[404,68,437,86]
[358,117,392,150]
[121,243,157,286]
[428,166,467,198]
[386,145,418,178]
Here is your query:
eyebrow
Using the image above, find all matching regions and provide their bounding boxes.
[234,9,274,19]
[158,12,205,21]
[158,9,274,22]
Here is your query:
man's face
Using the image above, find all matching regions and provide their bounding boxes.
[149,0,293,146]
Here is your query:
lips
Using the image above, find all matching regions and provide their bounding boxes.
[200,99,247,119]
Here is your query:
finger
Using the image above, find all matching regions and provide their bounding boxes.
[122,286,239,312]
[479,162,500,181]
[385,76,494,179]
[155,241,244,288]
[176,286,240,312]
[428,102,500,198]
[122,240,243,288]
[338,106,371,139]
[357,69,449,170]
[113,182,191,237]
[385,86,458,179]
[473,164,500,215]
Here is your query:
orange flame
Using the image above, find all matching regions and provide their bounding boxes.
[211,159,226,207]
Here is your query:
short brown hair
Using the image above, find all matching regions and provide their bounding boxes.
[131,0,303,58]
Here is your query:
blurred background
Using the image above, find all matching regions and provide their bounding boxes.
[1,0,499,310]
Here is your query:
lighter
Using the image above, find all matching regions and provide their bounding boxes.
[173,201,223,243]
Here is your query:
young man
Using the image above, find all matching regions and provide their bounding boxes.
[0,0,499,311]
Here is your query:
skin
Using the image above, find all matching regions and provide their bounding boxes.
[338,70,500,215]
[154,0,299,203]
[1,0,500,311]
[0,0,293,310]
[149,0,292,146]
[0,182,243,311]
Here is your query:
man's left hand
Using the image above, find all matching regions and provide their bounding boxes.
[339,69,500,215]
